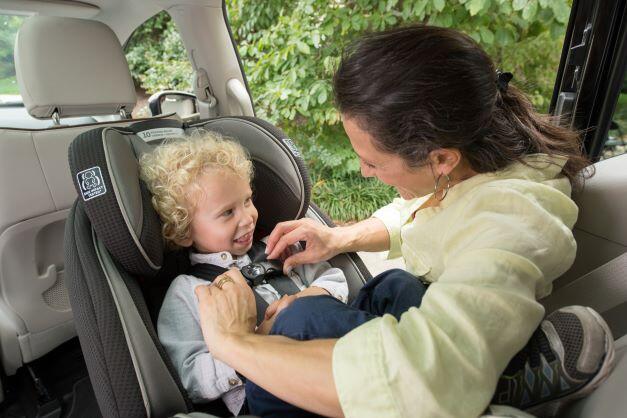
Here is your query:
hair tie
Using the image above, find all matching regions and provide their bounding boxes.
[496,70,513,93]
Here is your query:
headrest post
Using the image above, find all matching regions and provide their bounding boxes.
[119,107,130,120]
[51,109,61,126]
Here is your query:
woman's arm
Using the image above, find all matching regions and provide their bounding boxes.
[194,271,344,417]
[220,334,342,417]
[266,217,390,273]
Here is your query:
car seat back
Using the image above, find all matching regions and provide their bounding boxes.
[65,116,371,418]
[0,15,162,375]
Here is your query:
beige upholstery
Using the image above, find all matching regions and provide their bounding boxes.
[555,154,627,289]
[14,16,136,119]
[0,16,141,374]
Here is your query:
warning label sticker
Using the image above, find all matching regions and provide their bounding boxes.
[77,166,107,201]
[136,127,185,142]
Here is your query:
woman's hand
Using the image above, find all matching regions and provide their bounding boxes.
[266,219,342,273]
[194,268,257,359]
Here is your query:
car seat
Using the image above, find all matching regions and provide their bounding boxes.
[64,116,372,418]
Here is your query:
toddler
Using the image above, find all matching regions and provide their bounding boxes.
[140,132,348,415]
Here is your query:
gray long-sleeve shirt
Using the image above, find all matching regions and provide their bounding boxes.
[157,243,348,415]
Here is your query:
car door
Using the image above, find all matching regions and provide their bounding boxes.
[547,0,627,316]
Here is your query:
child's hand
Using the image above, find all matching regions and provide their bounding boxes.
[264,294,298,320]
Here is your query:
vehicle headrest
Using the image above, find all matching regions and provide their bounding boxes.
[15,16,136,120]
[68,117,311,277]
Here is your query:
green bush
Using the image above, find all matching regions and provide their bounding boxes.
[125,13,192,93]
[0,15,25,94]
[127,0,573,222]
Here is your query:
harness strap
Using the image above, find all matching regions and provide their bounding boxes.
[188,263,268,326]
[187,241,302,326]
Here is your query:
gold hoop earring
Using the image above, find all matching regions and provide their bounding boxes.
[434,173,450,201]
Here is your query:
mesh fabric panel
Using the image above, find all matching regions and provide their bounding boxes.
[65,201,145,418]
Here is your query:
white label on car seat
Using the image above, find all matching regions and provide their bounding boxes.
[283,138,301,157]
[137,127,185,142]
[77,166,107,201]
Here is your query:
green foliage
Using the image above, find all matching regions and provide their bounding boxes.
[312,176,398,222]
[128,1,573,221]
[0,15,24,93]
[125,12,193,93]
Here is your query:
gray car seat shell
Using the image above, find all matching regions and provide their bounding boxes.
[65,116,368,418]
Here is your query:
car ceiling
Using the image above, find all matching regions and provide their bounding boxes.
[0,0,222,44]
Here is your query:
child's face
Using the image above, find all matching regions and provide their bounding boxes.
[183,170,258,255]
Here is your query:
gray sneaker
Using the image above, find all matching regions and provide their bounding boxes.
[492,306,615,416]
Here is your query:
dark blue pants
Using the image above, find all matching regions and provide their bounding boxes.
[245,269,428,418]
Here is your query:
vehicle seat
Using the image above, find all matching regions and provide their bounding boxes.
[0,15,178,377]
[540,154,627,417]
[64,116,371,418]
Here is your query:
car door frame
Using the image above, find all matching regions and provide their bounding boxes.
[550,0,627,161]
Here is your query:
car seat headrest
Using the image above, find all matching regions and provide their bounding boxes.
[68,117,311,277]
[15,16,136,120]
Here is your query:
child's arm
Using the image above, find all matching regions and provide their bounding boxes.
[292,261,349,303]
[157,276,245,407]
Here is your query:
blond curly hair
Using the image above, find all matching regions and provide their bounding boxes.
[139,131,253,248]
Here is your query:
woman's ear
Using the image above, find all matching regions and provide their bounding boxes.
[427,148,462,176]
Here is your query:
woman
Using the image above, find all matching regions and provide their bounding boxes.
[194,25,613,418]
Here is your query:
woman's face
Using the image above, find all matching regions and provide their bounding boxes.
[342,116,435,199]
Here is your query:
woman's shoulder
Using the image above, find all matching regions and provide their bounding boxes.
[459,176,578,228]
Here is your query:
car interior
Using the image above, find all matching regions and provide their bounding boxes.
[0,0,624,417]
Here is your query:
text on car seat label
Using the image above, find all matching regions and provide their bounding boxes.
[137,127,185,142]
[77,166,107,201]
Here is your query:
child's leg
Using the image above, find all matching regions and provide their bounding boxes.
[246,295,370,418]
[350,268,428,320]
[245,270,428,418]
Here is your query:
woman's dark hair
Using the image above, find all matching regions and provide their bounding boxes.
[333,25,591,186]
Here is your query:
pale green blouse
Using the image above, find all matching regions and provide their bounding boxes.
[333,154,578,418]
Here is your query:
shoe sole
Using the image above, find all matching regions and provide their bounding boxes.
[527,307,616,417]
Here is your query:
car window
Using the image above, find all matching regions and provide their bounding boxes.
[601,73,627,160]
[0,14,24,101]
[125,11,193,118]
[225,1,573,223]
[0,14,34,127]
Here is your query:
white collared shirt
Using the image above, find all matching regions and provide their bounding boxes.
[158,237,348,414]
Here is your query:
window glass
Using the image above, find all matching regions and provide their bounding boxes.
[225,1,572,223]
[0,15,32,127]
[0,14,24,100]
[125,11,193,118]
[601,73,627,160]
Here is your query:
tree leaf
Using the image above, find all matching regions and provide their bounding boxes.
[479,26,494,44]
[512,0,527,11]
[467,0,486,16]
[522,0,538,20]
[318,88,328,105]
[551,1,571,24]
[433,0,445,12]
[296,41,310,54]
